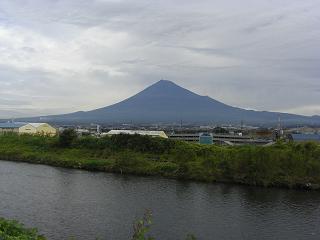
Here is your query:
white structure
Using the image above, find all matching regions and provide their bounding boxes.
[105,130,168,138]
[0,122,57,136]
[27,123,57,136]
[75,128,90,136]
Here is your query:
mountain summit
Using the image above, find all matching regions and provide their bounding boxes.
[21,80,320,125]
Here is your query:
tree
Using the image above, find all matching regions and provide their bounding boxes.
[58,129,77,147]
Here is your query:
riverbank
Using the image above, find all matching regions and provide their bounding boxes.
[0,133,319,190]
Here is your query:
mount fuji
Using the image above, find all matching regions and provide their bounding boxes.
[16,80,320,125]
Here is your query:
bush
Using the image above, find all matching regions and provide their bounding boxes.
[132,210,197,240]
[0,217,45,240]
[58,129,77,147]
[114,152,144,172]
[109,134,175,154]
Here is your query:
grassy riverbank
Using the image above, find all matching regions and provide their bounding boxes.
[0,133,320,189]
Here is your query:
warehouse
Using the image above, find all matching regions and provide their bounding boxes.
[105,130,168,138]
[0,122,57,136]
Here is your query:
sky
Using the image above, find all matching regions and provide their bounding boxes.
[0,0,319,118]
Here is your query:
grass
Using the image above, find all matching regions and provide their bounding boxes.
[0,133,320,190]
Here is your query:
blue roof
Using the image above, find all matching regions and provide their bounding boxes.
[291,134,320,141]
[0,122,27,129]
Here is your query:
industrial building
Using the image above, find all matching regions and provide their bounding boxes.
[0,122,57,136]
[104,130,168,138]
[169,133,272,145]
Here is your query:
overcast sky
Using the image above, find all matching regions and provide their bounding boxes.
[0,0,319,118]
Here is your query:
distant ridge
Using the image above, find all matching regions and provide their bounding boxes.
[15,80,320,125]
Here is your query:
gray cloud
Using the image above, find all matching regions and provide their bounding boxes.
[0,0,319,118]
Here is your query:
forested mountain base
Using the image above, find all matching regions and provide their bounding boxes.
[0,133,319,190]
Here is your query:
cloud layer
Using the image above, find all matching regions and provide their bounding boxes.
[0,0,319,118]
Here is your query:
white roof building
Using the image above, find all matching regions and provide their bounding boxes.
[29,123,46,128]
[0,122,57,136]
[105,130,168,138]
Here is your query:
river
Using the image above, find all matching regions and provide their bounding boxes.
[0,160,320,240]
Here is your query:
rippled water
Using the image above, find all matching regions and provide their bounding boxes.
[0,160,320,240]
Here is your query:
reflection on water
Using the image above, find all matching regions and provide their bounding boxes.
[0,160,320,240]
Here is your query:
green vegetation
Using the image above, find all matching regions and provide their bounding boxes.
[1,212,195,240]
[132,210,154,240]
[0,217,45,240]
[0,132,320,189]
[132,210,196,240]
[58,128,78,147]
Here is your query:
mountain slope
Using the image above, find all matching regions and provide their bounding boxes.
[18,80,320,125]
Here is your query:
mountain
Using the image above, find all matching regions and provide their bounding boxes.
[16,80,320,125]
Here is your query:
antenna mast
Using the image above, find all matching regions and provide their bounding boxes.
[278,115,281,131]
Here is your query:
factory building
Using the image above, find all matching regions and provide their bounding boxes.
[0,122,57,136]
[169,133,272,146]
[105,130,168,138]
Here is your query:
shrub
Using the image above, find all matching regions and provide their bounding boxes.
[58,129,77,147]
[0,217,45,240]
[108,134,175,154]
[132,210,154,240]
[113,152,144,172]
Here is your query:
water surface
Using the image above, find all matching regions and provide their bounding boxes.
[0,160,320,240]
